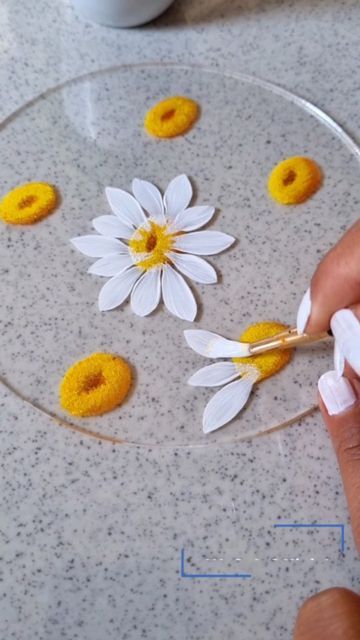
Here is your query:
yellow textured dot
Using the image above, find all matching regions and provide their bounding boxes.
[233,321,292,382]
[268,156,322,205]
[129,220,175,270]
[0,182,58,224]
[60,353,132,418]
[144,96,199,138]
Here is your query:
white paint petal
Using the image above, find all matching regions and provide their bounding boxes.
[203,372,258,433]
[170,206,215,232]
[88,252,132,277]
[98,266,141,311]
[132,178,165,222]
[188,362,239,387]
[92,215,133,239]
[168,252,217,284]
[130,268,161,316]
[161,264,197,322]
[164,174,192,219]
[184,329,250,357]
[174,231,235,255]
[71,235,126,258]
[105,187,146,228]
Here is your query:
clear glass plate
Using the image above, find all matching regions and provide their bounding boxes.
[1,64,359,446]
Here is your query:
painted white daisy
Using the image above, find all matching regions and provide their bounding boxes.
[184,321,293,433]
[71,175,234,322]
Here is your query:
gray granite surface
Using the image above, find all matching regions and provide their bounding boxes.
[1,1,360,638]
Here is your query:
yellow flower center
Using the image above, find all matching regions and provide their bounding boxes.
[144,96,199,138]
[267,156,322,205]
[59,353,132,418]
[129,220,175,270]
[0,182,58,225]
[233,321,293,383]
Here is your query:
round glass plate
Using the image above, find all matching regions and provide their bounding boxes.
[1,64,359,446]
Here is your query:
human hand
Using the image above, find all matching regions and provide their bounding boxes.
[293,219,360,639]
[296,218,360,550]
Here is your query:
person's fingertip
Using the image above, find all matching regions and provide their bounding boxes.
[318,370,357,416]
[331,309,360,377]
[333,340,345,378]
[296,287,311,334]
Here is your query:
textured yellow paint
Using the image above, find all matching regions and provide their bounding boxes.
[233,321,292,382]
[144,96,199,138]
[129,220,175,270]
[268,156,322,205]
[0,182,58,224]
[60,353,132,417]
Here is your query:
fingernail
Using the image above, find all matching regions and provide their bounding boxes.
[296,287,311,334]
[318,370,356,415]
[331,309,360,376]
[334,341,345,378]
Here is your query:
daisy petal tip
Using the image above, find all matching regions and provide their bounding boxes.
[187,373,198,387]
[98,299,106,312]
[187,308,197,323]
[131,178,141,192]
[202,415,222,434]
[224,234,236,249]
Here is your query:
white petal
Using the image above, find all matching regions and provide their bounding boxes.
[184,329,250,357]
[168,252,217,284]
[105,187,146,228]
[71,235,126,258]
[203,371,258,434]
[170,206,215,232]
[98,266,141,311]
[130,268,161,317]
[164,174,192,219]
[88,253,132,277]
[174,231,235,255]
[132,179,165,222]
[92,215,133,239]
[188,362,239,387]
[161,264,197,322]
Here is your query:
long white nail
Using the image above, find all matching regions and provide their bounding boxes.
[318,370,356,415]
[296,287,311,334]
[331,309,360,376]
[334,341,345,378]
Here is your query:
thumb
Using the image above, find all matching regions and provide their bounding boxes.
[294,587,360,640]
[318,371,360,551]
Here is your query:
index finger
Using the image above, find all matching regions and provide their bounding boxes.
[299,219,360,334]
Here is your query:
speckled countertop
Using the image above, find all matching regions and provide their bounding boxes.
[1,2,360,639]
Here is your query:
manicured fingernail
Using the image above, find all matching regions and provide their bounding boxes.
[331,309,360,376]
[334,341,345,378]
[318,370,356,415]
[296,287,311,334]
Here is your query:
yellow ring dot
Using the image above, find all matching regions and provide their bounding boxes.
[233,321,293,382]
[144,96,199,138]
[60,353,132,418]
[0,182,58,225]
[268,156,322,205]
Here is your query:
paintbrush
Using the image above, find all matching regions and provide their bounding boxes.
[244,327,331,356]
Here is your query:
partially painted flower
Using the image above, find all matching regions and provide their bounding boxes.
[71,175,234,321]
[185,321,293,433]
